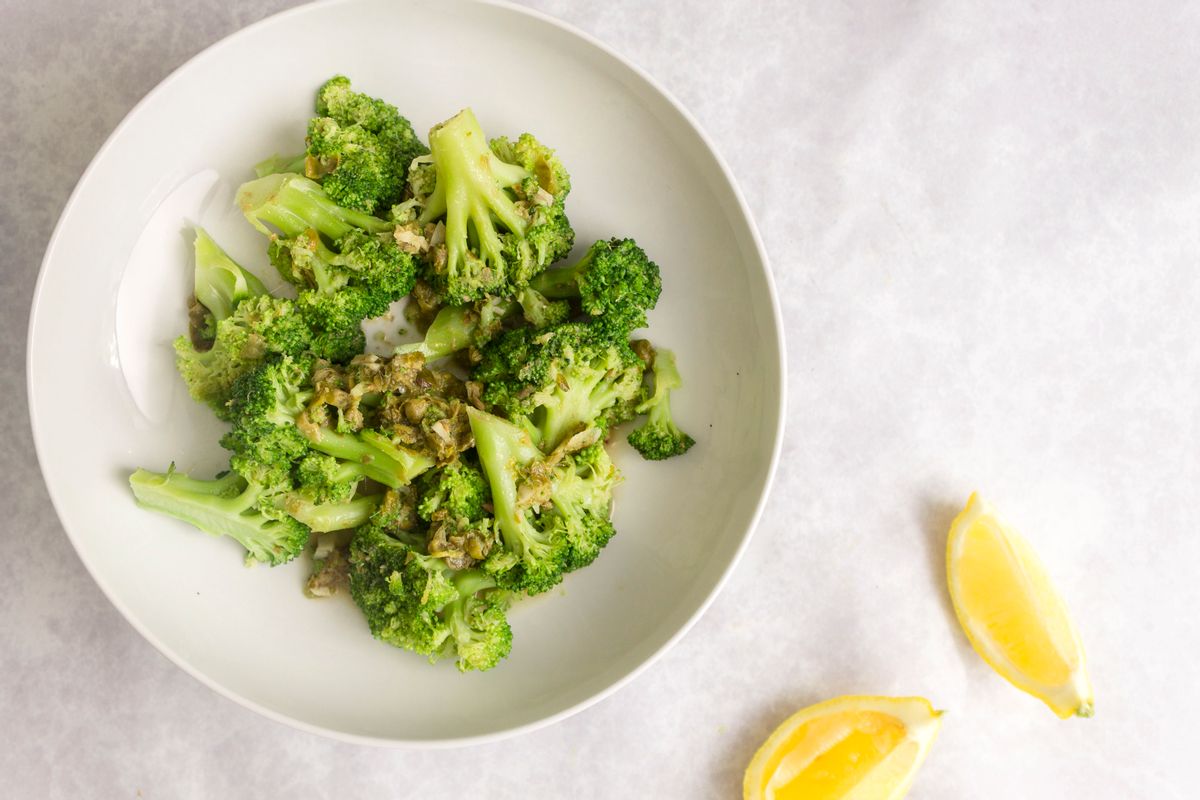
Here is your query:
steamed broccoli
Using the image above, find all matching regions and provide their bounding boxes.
[474,322,644,450]
[307,76,428,214]
[395,297,517,362]
[191,227,268,327]
[279,492,381,533]
[270,227,417,361]
[239,172,416,361]
[128,467,308,566]
[514,286,570,329]
[413,109,573,303]
[303,427,435,488]
[349,520,511,671]
[294,452,363,504]
[529,238,661,334]
[174,231,312,419]
[627,348,695,460]
[238,172,393,241]
[548,443,620,571]
[468,408,620,595]
[467,407,567,594]
[416,460,490,522]
[270,228,415,301]
[255,76,428,215]
[222,355,435,490]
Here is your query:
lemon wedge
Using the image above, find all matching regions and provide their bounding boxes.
[947,493,1094,719]
[743,695,942,800]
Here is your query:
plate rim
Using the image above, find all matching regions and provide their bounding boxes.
[26,0,787,747]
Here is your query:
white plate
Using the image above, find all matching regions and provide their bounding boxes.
[27,0,784,745]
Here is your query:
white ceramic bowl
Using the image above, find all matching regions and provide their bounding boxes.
[27,0,784,745]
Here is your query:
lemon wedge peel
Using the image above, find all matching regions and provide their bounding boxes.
[743,695,943,800]
[946,493,1094,720]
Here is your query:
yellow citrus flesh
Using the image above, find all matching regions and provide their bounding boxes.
[947,493,1094,719]
[744,696,942,800]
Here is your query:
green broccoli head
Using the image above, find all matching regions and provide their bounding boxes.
[627,348,695,460]
[256,76,428,216]
[272,225,414,307]
[473,322,645,450]
[266,225,415,363]
[466,407,571,595]
[547,443,621,571]
[173,295,311,420]
[348,521,511,671]
[223,354,314,437]
[128,467,308,567]
[238,172,394,241]
[530,238,662,334]
[415,109,574,304]
[416,460,490,522]
[443,570,512,672]
[294,452,362,504]
[515,287,570,330]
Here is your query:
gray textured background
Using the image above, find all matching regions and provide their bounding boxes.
[4,1,1196,797]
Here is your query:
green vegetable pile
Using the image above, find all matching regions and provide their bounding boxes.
[129,77,694,672]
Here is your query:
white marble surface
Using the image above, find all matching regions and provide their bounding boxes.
[3,1,1196,796]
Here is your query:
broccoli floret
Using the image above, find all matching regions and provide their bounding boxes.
[268,227,416,362]
[253,77,427,215]
[305,77,428,214]
[222,356,435,490]
[416,460,489,522]
[191,228,268,326]
[241,174,415,363]
[238,172,394,241]
[515,286,570,329]
[468,408,622,593]
[415,109,573,303]
[443,570,512,672]
[128,467,308,566]
[466,407,569,594]
[294,288,374,362]
[547,444,620,571]
[396,297,518,362]
[303,427,435,489]
[627,348,695,460]
[530,238,662,334]
[294,452,362,504]
[474,322,644,450]
[348,521,511,671]
[269,225,416,304]
[174,294,312,420]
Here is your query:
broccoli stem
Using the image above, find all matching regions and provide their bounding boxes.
[254,152,307,178]
[193,228,268,322]
[529,250,589,299]
[466,407,545,558]
[128,468,307,566]
[301,427,434,488]
[418,109,529,275]
[451,569,496,598]
[395,305,477,361]
[282,493,380,532]
[238,173,393,240]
